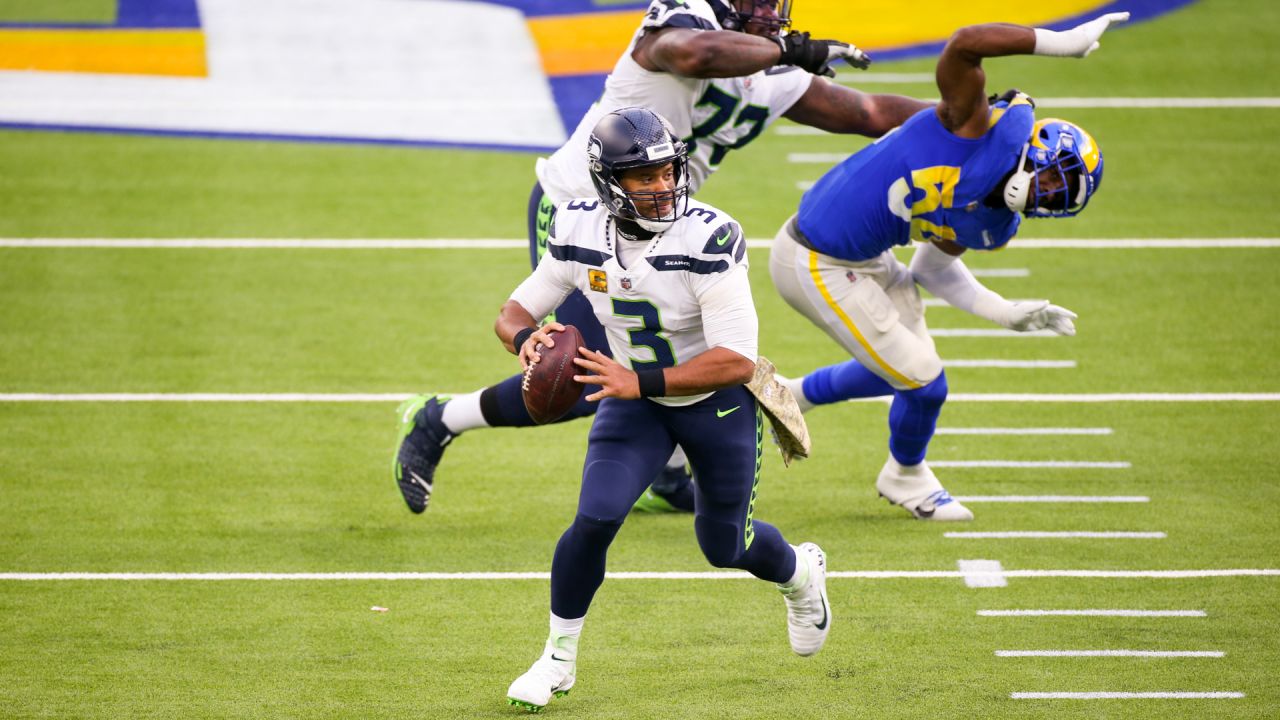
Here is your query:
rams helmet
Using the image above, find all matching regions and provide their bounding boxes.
[1003,118,1104,218]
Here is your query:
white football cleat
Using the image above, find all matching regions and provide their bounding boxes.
[875,457,973,521]
[778,542,831,657]
[507,640,576,713]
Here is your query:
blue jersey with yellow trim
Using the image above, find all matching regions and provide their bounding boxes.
[795,99,1034,260]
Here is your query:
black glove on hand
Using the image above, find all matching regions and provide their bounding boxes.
[776,31,870,77]
[988,88,1037,108]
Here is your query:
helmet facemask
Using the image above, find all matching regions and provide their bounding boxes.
[1004,119,1102,218]
[714,0,792,37]
[606,156,690,233]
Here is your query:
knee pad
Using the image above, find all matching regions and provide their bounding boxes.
[694,515,746,568]
[910,371,948,409]
[578,459,642,523]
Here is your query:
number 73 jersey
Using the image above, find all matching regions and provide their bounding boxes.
[535,0,812,203]
[508,198,757,407]
[795,99,1037,261]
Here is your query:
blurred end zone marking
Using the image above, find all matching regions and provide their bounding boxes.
[3,394,1278,403]
[980,609,1206,617]
[936,427,1111,435]
[3,570,1275,581]
[958,559,1007,588]
[1012,692,1244,700]
[954,496,1149,503]
[945,532,1165,539]
[930,461,1130,468]
[3,238,1280,249]
[997,650,1223,658]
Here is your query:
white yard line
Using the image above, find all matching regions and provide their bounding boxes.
[3,238,1278,249]
[979,609,1206,617]
[935,427,1111,435]
[997,650,1223,657]
[929,461,1130,468]
[788,152,849,163]
[1012,692,1244,699]
[779,98,1280,120]
[2,394,1276,403]
[946,532,1165,539]
[942,360,1076,368]
[958,559,1007,588]
[2,569,1275,581]
[954,496,1149,503]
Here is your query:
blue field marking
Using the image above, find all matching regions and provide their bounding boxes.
[0,0,201,29]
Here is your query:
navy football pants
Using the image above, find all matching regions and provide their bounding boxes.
[549,387,797,619]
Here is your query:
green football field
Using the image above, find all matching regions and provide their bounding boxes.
[2,0,1279,717]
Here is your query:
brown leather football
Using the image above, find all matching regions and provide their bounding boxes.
[521,324,586,425]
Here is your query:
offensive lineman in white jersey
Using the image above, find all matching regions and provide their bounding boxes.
[394,0,931,515]
[499,106,830,713]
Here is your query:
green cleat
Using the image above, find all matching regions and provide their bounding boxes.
[630,487,680,513]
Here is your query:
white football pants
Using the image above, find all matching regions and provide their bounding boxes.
[768,217,942,391]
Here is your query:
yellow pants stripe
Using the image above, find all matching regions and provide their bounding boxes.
[807,250,921,390]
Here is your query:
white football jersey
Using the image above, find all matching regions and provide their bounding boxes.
[509,198,757,407]
[535,0,812,203]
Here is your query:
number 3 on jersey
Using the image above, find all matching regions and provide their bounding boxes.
[887,165,961,243]
[612,298,675,369]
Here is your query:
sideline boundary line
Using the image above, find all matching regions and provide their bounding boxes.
[2,569,1276,581]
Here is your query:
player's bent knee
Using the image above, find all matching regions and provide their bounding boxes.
[905,371,948,409]
[693,516,747,568]
[578,459,643,523]
[568,512,624,545]
[899,352,944,391]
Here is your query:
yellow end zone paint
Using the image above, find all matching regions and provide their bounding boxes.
[0,29,206,76]
[529,0,1113,76]
[526,10,637,76]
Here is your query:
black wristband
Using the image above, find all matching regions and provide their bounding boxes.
[513,327,536,352]
[636,368,666,398]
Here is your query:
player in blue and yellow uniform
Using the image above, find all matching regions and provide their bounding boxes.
[770,13,1128,521]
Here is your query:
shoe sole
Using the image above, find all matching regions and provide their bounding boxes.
[507,688,570,713]
[878,492,974,521]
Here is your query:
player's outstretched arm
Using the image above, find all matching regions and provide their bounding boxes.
[910,241,1077,336]
[636,27,783,78]
[936,13,1128,138]
[783,81,932,136]
[636,26,869,79]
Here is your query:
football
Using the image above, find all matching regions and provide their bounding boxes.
[522,324,586,425]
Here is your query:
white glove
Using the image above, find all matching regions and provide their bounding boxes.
[1004,300,1078,336]
[828,41,871,71]
[1033,12,1130,58]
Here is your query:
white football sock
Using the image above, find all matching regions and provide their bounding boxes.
[778,545,810,591]
[664,446,688,471]
[440,390,489,434]
[547,612,584,659]
[778,374,815,412]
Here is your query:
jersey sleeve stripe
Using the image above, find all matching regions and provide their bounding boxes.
[547,242,612,267]
[651,13,716,31]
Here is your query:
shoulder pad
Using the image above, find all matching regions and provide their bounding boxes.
[644,0,717,32]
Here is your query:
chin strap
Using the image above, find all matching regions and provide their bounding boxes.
[1002,142,1034,214]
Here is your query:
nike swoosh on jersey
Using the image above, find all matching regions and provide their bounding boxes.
[716,406,740,418]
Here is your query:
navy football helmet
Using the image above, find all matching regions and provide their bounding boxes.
[1003,118,1104,218]
[587,107,690,232]
[710,0,791,36]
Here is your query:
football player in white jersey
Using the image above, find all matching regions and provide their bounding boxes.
[394,0,932,516]
[499,107,830,713]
